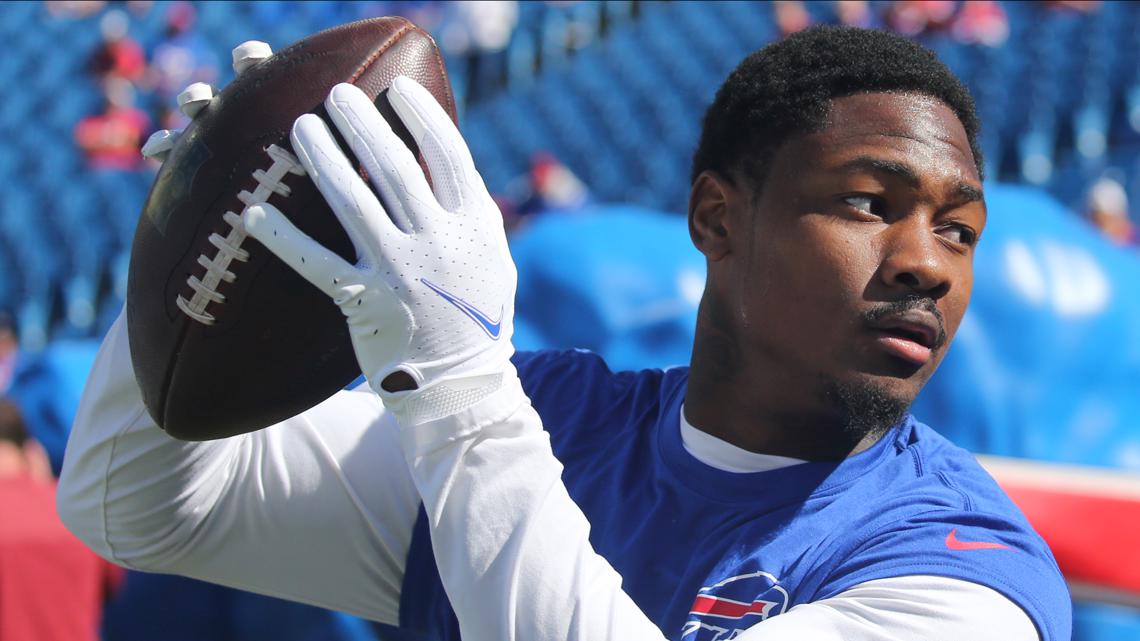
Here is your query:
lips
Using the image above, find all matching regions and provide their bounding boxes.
[866,309,944,366]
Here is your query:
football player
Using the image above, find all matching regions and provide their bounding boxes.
[60,26,1069,641]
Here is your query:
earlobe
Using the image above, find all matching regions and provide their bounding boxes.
[688,171,734,261]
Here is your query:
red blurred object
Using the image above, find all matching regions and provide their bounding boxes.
[74,105,149,171]
[88,38,145,82]
[774,1,812,36]
[0,475,123,641]
[982,456,1140,602]
[952,1,1009,47]
[88,9,146,82]
[887,0,956,37]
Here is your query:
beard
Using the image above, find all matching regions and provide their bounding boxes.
[823,377,912,444]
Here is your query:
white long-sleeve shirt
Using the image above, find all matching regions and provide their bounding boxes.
[58,312,1039,639]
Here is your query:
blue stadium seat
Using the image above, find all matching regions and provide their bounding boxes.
[510,205,702,370]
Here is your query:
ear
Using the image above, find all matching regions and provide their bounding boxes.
[688,171,735,261]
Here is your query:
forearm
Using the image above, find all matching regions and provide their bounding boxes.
[58,311,418,623]
[396,370,668,641]
[57,311,238,569]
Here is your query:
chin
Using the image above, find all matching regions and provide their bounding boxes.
[823,373,915,441]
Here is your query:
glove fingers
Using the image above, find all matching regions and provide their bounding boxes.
[325,83,438,234]
[242,203,354,298]
[291,113,396,266]
[387,75,482,214]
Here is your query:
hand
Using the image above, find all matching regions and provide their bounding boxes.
[241,78,516,424]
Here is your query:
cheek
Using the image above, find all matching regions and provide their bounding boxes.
[782,217,880,305]
[942,267,974,338]
[742,220,878,343]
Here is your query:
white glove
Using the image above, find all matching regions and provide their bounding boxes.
[241,77,517,424]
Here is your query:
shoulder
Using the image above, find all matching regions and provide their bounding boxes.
[812,418,1071,641]
[512,349,624,391]
[510,349,685,440]
[902,418,1029,515]
[512,349,679,413]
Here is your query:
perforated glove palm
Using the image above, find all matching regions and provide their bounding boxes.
[241,78,516,423]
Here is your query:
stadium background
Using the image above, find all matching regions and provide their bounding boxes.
[1,1,1138,639]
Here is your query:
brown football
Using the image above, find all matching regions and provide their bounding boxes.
[127,17,457,440]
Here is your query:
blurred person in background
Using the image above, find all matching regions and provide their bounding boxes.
[74,76,150,171]
[0,312,71,476]
[45,1,107,19]
[0,399,122,641]
[438,0,518,106]
[885,0,956,38]
[1085,176,1138,247]
[1044,1,1101,14]
[951,0,1009,47]
[834,0,874,28]
[774,1,812,36]
[87,9,145,85]
[145,1,218,121]
[513,151,591,222]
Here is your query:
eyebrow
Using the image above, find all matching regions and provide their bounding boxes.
[837,156,984,205]
[953,182,985,205]
[838,156,921,187]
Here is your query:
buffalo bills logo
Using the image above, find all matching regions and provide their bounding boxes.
[680,571,789,641]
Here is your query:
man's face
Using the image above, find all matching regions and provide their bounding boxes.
[720,92,986,430]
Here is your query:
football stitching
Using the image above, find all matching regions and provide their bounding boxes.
[176,144,305,325]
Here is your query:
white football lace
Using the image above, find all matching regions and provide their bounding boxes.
[177,144,306,325]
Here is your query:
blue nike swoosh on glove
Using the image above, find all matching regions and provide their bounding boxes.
[420,278,503,339]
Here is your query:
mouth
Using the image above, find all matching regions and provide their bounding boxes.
[865,311,943,367]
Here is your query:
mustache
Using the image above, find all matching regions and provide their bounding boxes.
[862,295,948,350]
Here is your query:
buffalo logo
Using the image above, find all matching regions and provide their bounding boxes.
[680,571,789,641]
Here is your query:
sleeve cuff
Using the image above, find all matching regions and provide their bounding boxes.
[389,364,532,459]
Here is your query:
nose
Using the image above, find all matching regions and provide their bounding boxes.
[879,218,952,299]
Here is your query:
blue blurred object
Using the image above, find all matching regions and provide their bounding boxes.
[510,205,704,371]
[1073,602,1140,641]
[102,572,380,641]
[913,183,1140,470]
[4,346,71,472]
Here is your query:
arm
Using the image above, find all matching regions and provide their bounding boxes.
[57,311,419,623]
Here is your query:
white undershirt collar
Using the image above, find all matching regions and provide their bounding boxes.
[679,404,807,474]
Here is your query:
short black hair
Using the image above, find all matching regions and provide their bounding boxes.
[691,26,983,188]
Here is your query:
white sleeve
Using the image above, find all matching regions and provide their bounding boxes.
[736,575,1038,641]
[397,373,1040,641]
[56,310,420,624]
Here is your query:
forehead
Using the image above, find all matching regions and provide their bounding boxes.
[769,92,980,187]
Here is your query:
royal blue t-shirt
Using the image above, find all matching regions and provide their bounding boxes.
[400,350,1071,641]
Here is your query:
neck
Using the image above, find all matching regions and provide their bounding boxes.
[684,297,882,461]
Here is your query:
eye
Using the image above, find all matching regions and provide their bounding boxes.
[842,195,886,218]
[938,223,978,246]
